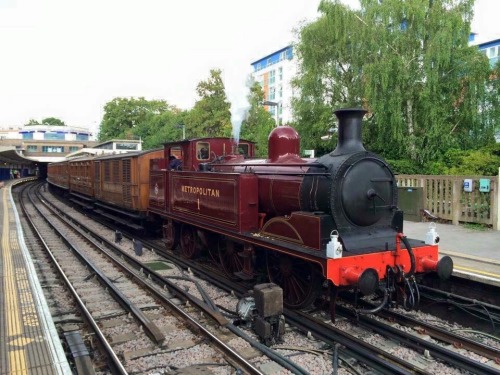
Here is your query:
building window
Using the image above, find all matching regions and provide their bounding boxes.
[267,58,271,67]
[69,146,79,152]
[44,132,65,140]
[269,70,275,85]
[279,67,283,81]
[27,145,38,152]
[116,143,138,150]
[278,85,283,98]
[269,87,276,100]
[76,134,89,141]
[42,146,64,153]
[22,133,33,140]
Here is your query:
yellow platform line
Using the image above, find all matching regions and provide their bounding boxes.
[454,265,500,279]
[2,189,28,374]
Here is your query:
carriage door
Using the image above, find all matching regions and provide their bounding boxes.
[122,159,132,208]
[94,161,101,198]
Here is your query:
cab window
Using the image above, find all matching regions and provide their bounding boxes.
[196,142,210,160]
[168,147,183,170]
[238,143,249,157]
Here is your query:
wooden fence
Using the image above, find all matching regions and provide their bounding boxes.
[396,169,500,230]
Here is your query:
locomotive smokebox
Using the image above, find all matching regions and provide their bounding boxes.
[332,108,367,156]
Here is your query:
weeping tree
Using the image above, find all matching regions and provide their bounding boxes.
[293,0,495,164]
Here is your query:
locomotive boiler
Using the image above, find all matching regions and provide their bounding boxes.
[149,108,453,313]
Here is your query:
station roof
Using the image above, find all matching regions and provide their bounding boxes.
[0,146,37,166]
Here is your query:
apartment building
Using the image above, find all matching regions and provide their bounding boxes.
[250,46,296,125]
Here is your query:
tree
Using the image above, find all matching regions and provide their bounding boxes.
[42,117,65,126]
[26,118,65,125]
[240,80,276,157]
[188,69,232,138]
[139,109,188,149]
[293,0,495,164]
[99,97,170,141]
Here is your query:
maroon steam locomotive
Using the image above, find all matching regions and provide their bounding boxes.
[148,108,453,311]
[47,108,453,311]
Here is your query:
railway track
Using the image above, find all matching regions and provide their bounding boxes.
[16,182,270,374]
[15,180,500,374]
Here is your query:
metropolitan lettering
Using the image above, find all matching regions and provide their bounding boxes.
[181,185,220,197]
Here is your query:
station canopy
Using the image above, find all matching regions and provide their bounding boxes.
[0,146,37,166]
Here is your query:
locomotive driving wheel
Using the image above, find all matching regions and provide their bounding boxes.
[180,225,200,259]
[218,237,244,280]
[266,251,321,309]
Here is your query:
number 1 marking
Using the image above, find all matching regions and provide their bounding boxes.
[197,198,200,210]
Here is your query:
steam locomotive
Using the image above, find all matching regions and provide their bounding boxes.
[48,108,453,314]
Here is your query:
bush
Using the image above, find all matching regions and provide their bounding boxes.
[386,159,423,174]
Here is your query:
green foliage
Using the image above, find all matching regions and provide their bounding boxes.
[134,109,188,149]
[462,222,490,231]
[42,117,65,126]
[386,159,424,175]
[187,69,232,138]
[98,97,186,147]
[240,81,275,157]
[26,117,65,126]
[293,0,496,165]
[388,145,500,176]
[444,149,500,175]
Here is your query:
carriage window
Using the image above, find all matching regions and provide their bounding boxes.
[196,142,210,160]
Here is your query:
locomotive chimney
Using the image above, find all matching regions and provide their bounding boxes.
[332,108,367,156]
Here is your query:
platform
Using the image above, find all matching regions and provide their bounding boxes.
[1,180,71,374]
[404,220,500,286]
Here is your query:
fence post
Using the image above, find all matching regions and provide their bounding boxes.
[452,179,460,226]
[419,177,427,212]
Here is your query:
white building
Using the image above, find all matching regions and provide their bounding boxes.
[250,45,297,125]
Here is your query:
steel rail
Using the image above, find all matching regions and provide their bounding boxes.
[348,298,500,363]
[337,305,500,375]
[30,188,165,345]
[19,183,127,375]
[35,184,266,375]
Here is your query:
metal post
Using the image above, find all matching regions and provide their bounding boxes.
[262,100,279,127]
[275,103,279,126]
[176,123,186,139]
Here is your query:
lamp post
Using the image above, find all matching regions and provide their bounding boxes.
[175,123,186,139]
[262,100,279,126]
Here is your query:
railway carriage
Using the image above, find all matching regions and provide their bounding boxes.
[68,156,95,207]
[92,150,163,214]
[48,149,163,230]
[46,160,70,191]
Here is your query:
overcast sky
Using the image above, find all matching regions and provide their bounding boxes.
[1,0,498,134]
